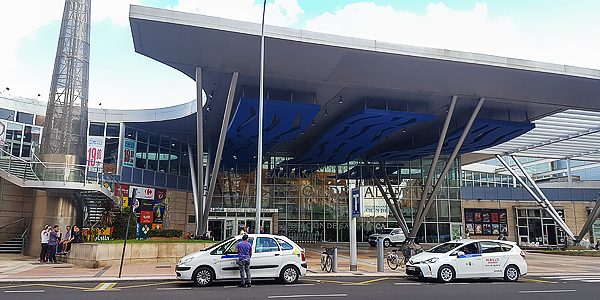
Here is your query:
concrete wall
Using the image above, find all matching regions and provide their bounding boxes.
[162,189,195,232]
[0,178,34,227]
[58,242,216,268]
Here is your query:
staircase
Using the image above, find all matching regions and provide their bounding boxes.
[0,156,39,181]
[81,191,111,227]
[0,235,25,254]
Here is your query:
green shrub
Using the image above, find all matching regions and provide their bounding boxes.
[112,206,138,240]
[148,229,183,238]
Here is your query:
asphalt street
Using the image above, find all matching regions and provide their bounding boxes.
[1,275,599,300]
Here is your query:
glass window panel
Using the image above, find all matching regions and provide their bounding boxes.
[255,237,279,253]
[169,151,180,175]
[149,133,160,146]
[137,130,149,143]
[11,143,20,156]
[103,137,119,166]
[21,144,30,157]
[180,151,189,176]
[135,142,147,169]
[450,200,462,222]
[16,112,34,125]
[23,126,32,142]
[106,123,120,137]
[437,200,449,222]
[147,145,159,171]
[425,223,439,243]
[0,108,14,121]
[160,135,170,149]
[438,223,450,243]
[425,202,437,222]
[125,126,136,140]
[89,122,104,136]
[158,147,169,173]
[171,138,180,151]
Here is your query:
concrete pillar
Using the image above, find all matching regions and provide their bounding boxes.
[26,190,78,257]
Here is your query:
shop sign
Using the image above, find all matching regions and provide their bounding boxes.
[209,207,279,213]
[122,139,136,167]
[86,136,104,172]
[137,223,150,240]
[129,186,155,199]
[94,227,113,241]
[140,211,153,223]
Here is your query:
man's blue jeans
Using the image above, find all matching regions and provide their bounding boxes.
[48,245,57,262]
[238,258,251,285]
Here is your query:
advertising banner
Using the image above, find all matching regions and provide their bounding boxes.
[362,186,390,218]
[94,227,113,241]
[115,184,129,207]
[140,211,153,224]
[464,208,508,236]
[137,223,150,240]
[129,186,155,200]
[139,199,154,212]
[154,188,166,201]
[123,139,136,167]
[0,120,6,147]
[86,136,104,172]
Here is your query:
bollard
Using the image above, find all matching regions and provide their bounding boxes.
[332,247,338,272]
[377,238,384,272]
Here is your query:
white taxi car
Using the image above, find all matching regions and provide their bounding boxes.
[176,234,307,286]
[406,239,527,283]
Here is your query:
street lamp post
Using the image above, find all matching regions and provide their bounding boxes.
[256,0,267,232]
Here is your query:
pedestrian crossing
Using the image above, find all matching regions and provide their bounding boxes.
[540,275,600,283]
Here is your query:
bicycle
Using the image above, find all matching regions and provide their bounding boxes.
[386,249,406,270]
[320,247,334,273]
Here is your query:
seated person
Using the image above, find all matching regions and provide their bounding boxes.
[460,243,478,255]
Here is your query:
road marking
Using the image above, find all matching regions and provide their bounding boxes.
[84,282,119,292]
[300,279,355,285]
[286,284,315,287]
[357,277,389,285]
[580,280,600,283]
[269,294,347,298]
[342,283,370,286]
[0,284,38,290]
[156,287,192,291]
[119,281,184,289]
[522,278,552,283]
[395,282,421,285]
[4,290,45,293]
[519,290,577,294]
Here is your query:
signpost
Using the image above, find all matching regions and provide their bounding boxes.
[119,188,135,278]
[349,184,363,271]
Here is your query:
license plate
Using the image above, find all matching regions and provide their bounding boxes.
[407,266,415,271]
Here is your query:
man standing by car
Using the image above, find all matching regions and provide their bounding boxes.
[498,232,508,241]
[235,234,252,287]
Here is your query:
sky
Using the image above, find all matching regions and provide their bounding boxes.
[1,0,599,109]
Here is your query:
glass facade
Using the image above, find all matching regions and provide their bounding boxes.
[210,156,462,243]
[0,112,43,158]
[515,207,567,246]
[462,171,515,187]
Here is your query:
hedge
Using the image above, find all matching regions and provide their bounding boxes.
[148,229,183,238]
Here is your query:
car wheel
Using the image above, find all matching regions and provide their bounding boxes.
[383,239,391,248]
[504,265,520,282]
[280,265,299,284]
[192,266,214,287]
[437,265,455,283]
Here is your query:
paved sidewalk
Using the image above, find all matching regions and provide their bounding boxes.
[1,243,599,283]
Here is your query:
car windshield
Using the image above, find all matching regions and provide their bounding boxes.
[427,242,463,253]
[379,229,393,234]
[201,237,234,251]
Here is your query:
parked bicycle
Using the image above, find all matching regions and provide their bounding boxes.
[320,247,335,273]
[386,249,406,270]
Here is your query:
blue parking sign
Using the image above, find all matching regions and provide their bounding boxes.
[351,187,363,217]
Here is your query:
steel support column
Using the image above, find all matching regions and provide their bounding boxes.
[576,193,600,242]
[412,96,457,239]
[362,156,406,238]
[195,67,204,234]
[187,139,200,234]
[495,155,575,240]
[202,72,239,232]
[374,150,410,238]
[412,98,484,237]
[511,155,575,238]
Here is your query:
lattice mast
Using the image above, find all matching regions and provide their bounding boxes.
[41,0,91,161]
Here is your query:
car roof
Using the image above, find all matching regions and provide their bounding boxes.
[452,239,517,245]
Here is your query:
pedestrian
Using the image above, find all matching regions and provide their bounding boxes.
[498,232,507,241]
[240,226,249,235]
[260,226,264,234]
[235,234,252,288]
[48,225,60,263]
[60,226,73,254]
[72,226,83,243]
[40,225,50,263]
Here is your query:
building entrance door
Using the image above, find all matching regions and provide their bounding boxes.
[544,224,557,245]
[208,220,224,241]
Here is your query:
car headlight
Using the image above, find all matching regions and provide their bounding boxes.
[424,257,438,264]
[179,257,194,265]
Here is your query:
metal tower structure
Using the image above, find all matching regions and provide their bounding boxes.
[41,0,91,162]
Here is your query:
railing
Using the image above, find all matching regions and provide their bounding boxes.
[0,148,119,199]
[0,218,27,245]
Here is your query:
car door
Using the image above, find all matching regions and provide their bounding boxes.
[251,237,284,278]
[391,229,404,244]
[454,242,483,278]
[480,241,509,277]
[213,238,241,279]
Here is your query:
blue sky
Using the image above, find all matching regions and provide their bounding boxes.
[1,0,599,109]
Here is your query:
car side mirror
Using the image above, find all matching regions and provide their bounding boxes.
[456,251,465,257]
[390,232,395,235]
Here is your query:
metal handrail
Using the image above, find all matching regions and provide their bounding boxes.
[0,218,26,231]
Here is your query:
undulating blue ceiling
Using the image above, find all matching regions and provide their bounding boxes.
[379,119,535,162]
[221,97,320,169]
[291,109,435,165]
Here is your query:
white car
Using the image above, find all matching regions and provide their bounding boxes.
[405,239,527,283]
[176,234,307,286]
[368,228,406,247]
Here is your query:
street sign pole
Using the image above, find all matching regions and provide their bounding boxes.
[119,188,135,278]
[349,183,357,271]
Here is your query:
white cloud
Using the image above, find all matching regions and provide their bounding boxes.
[166,0,304,27]
[92,0,141,26]
[304,1,600,69]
